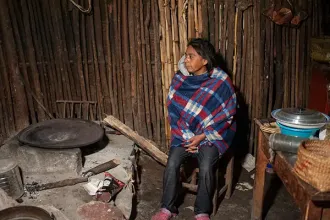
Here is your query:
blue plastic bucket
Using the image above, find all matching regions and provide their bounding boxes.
[276,122,319,138]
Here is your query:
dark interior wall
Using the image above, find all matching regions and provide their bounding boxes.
[322,0,330,35]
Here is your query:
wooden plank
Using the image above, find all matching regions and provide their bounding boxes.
[104,115,168,166]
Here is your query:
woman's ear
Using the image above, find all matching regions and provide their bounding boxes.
[202,59,208,66]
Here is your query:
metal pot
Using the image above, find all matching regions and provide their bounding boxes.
[0,159,24,200]
[0,206,55,220]
[271,108,330,129]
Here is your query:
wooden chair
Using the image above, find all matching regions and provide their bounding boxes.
[181,153,234,216]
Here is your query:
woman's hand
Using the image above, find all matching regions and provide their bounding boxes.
[184,133,206,153]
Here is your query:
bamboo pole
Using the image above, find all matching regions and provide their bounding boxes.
[214,0,220,51]
[0,0,29,130]
[121,0,133,128]
[33,0,58,117]
[171,0,180,72]
[72,0,87,119]
[135,0,148,136]
[201,0,208,39]
[188,0,194,39]
[225,0,235,72]
[145,0,157,141]
[0,41,13,134]
[108,1,119,119]
[178,0,188,54]
[235,10,243,90]
[267,22,274,115]
[151,0,164,148]
[127,0,138,131]
[28,0,50,120]
[197,0,203,38]
[140,0,152,139]
[104,0,116,119]
[94,0,111,117]
[42,1,63,117]
[8,0,37,124]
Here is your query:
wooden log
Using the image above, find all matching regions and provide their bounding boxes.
[0,0,29,130]
[104,115,168,166]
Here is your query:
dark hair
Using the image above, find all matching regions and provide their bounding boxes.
[187,38,217,71]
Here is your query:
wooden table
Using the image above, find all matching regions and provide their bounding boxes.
[251,119,330,220]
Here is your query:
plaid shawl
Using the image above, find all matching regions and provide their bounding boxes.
[167,67,237,155]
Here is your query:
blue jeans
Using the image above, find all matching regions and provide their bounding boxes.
[161,145,219,215]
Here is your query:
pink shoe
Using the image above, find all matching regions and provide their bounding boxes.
[151,208,176,220]
[195,213,210,220]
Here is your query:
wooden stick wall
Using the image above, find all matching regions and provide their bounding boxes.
[0,0,325,154]
[0,0,166,150]
[158,0,323,153]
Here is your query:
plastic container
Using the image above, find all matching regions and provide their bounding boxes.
[276,122,319,138]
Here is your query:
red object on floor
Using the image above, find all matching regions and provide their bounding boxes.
[308,63,330,115]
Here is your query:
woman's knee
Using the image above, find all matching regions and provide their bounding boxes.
[198,162,213,175]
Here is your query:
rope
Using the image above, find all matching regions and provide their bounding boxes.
[69,0,93,14]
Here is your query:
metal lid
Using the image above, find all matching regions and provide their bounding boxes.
[271,108,329,125]
[0,159,17,173]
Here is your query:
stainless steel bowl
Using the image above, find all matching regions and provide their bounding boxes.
[271,108,330,129]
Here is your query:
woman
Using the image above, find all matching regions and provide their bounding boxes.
[152,38,237,220]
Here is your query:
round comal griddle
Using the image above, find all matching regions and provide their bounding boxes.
[17,119,104,149]
[0,206,55,220]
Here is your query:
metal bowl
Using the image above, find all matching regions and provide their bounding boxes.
[17,119,104,149]
[271,108,330,129]
[0,206,55,220]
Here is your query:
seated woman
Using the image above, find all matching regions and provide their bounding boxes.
[151,38,237,220]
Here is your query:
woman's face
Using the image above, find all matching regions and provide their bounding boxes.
[184,46,208,75]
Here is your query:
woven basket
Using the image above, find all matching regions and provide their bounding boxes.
[293,140,330,192]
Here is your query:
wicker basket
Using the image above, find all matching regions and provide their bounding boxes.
[293,140,330,192]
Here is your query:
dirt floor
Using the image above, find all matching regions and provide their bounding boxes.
[134,153,300,220]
